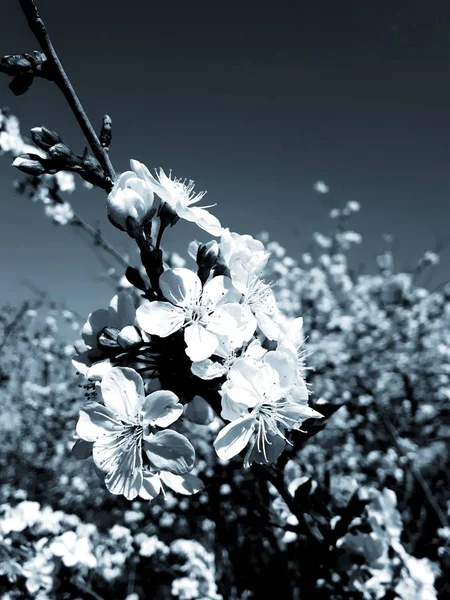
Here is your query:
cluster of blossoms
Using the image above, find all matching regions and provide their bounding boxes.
[72,160,322,500]
[0,491,222,600]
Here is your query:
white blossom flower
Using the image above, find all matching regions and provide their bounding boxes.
[214,348,322,466]
[49,530,97,568]
[76,367,195,500]
[144,167,224,236]
[191,337,266,381]
[313,180,329,194]
[107,159,156,231]
[72,292,140,380]
[0,501,41,534]
[136,268,251,362]
[44,201,74,226]
[219,230,280,340]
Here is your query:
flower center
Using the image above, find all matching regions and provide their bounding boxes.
[252,399,297,460]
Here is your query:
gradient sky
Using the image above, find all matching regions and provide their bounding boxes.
[1,0,450,318]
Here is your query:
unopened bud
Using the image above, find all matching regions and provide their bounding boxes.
[197,241,219,270]
[158,201,179,228]
[31,126,62,151]
[97,326,120,349]
[48,143,78,166]
[12,154,46,175]
[117,325,142,349]
[197,241,219,283]
[0,54,32,76]
[107,167,155,234]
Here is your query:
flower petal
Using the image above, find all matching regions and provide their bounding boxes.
[263,349,297,396]
[159,268,202,307]
[81,308,109,347]
[71,439,94,460]
[220,394,248,422]
[184,323,218,362]
[243,431,286,468]
[159,471,204,495]
[184,395,214,424]
[178,205,224,236]
[76,401,123,441]
[87,359,113,381]
[213,415,256,460]
[105,457,143,501]
[201,275,241,307]
[136,301,185,337]
[139,472,162,500]
[191,358,227,380]
[141,390,183,428]
[144,430,195,475]
[100,367,144,420]
[108,292,136,330]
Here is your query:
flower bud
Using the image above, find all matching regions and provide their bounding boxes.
[31,126,62,151]
[12,155,46,175]
[197,241,219,270]
[97,326,120,349]
[107,163,155,234]
[0,54,33,76]
[158,200,179,228]
[117,325,142,349]
[48,143,78,166]
[197,240,219,283]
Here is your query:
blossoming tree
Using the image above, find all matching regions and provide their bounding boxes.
[0,2,448,599]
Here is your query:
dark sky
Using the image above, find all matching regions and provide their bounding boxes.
[1,0,450,317]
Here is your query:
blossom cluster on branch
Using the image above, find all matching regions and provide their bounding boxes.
[70,159,322,500]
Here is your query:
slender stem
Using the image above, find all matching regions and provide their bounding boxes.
[45,183,129,269]
[71,214,130,270]
[18,0,115,189]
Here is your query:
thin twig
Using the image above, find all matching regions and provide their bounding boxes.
[72,213,130,270]
[18,0,116,189]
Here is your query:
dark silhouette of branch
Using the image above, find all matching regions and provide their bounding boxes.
[18,0,115,190]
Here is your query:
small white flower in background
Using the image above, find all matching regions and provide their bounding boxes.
[22,551,54,595]
[172,576,199,599]
[136,268,250,362]
[76,367,197,500]
[44,201,74,226]
[313,232,332,249]
[313,180,329,194]
[107,159,156,232]
[144,167,224,236]
[346,200,360,212]
[49,530,97,568]
[54,171,76,193]
[0,501,41,534]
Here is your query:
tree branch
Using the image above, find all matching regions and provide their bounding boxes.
[18,0,115,190]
